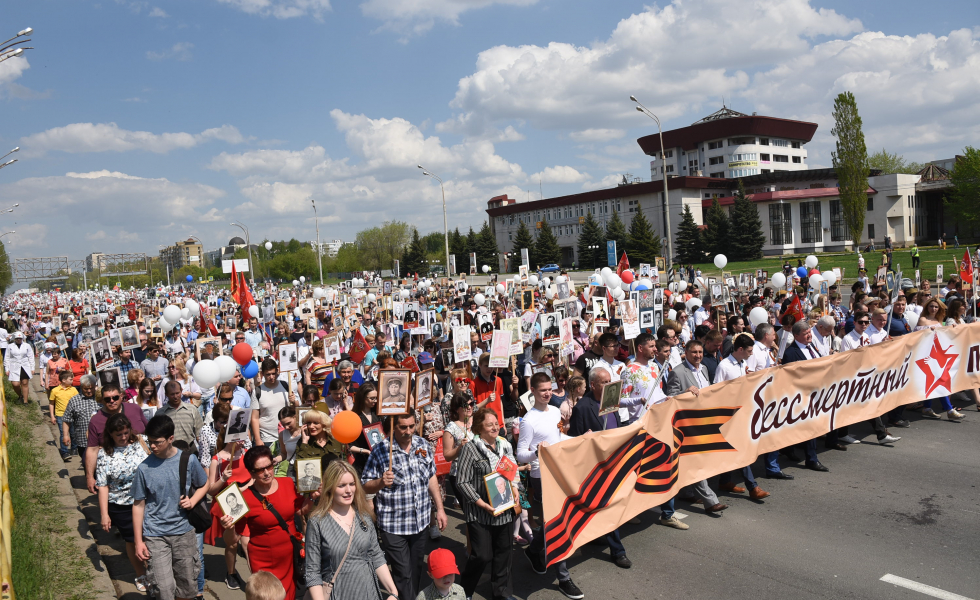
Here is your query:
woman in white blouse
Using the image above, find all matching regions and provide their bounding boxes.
[5,331,35,403]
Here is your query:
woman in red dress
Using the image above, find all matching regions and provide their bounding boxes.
[221,446,311,599]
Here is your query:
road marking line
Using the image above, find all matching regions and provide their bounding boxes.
[880,574,975,600]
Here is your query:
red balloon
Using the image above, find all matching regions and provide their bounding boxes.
[232,342,253,366]
[332,411,362,445]
[809,268,820,276]
[621,271,634,284]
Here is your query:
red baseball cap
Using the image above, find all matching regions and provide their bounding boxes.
[427,548,459,578]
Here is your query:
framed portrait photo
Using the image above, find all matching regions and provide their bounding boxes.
[98,367,122,389]
[225,407,251,443]
[91,336,115,371]
[196,337,223,361]
[484,472,516,516]
[216,483,250,525]
[598,379,623,417]
[363,422,384,450]
[295,458,323,494]
[415,369,434,408]
[377,369,411,416]
[278,343,299,373]
[117,325,141,350]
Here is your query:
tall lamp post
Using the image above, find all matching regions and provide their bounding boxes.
[419,165,450,277]
[588,244,600,269]
[631,95,673,269]
[230,221,254,285]
[0,28,33,65]
[311,198,323,286]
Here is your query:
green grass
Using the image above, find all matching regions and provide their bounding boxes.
[6,377,97,600]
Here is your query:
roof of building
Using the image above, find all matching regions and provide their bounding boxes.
[703,186,877,208]
[733,167,882,187]
[485,177,731,217]
[636,114,819,155]
[228,236,246,246]
[917,163,950,181]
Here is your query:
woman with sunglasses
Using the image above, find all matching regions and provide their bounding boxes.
[155,356,202,406]
[95,413,149,592]
[135,377,160,421]
[221,446,314,600]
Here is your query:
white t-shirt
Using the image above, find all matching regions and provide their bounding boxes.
[250,382,290,444]
[713,355,746,384]
[746,341,776,372]
[515,404,562,478]
[840,329,869,352]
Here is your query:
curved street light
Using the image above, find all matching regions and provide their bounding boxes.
[230,221,254,285]
[419,165,450,277]
[311,198,323,286]
[0,27,33,64]
[187,235,208,273]
[631,95,673,269]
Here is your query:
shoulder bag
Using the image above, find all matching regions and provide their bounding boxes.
[178,450,212,534]
[249,487,307,597]
[321,517,356,600]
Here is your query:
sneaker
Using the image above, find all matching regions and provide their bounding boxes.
[134,576,147,593]
[558,578,585,599]
[429,521,442,540]
[225,573,243,590]
[921,408,941,419]
[947,409,965,421]
[524,548,547,575]
[878,434,901,444]
[659,516,690,530]
[890,419,911,428]
[839,435,859,444]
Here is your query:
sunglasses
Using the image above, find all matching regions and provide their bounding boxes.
[249,464,275,474]
[454,378,469,384]
[856,320,870,325]
[103,395,121,402]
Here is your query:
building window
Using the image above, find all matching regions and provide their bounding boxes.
[800,200,822,244]
[663,165,674,173]
[730,168,759,178]
[759,138,769,146]
[867,197,873,211]
[508,232,512,240]
[760,153,770,161]
[792,141,801,149]
[868,223,875,240]
[771,139,789,147]
[730,153,757,162]
[709,156,724,165]
[769,203,793,246]
[710,171,725,178]
[761,169,770,174]
[830,200,847,242]
[792,156,802,164]
[708,141,723,150]
[661,150,673,158]
[773,155,789,163]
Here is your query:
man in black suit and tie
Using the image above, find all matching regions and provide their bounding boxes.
[780,321,831,472]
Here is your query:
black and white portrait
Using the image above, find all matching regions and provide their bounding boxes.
[225,408,251,443]
[91,336,114,370]
[98,367,121,388]
[541,313,560,345]
[119,325,140,350]
[557,281,570,300]
[217,483,250,525]
[278,343,299,373]
[416,370,433,408]
[296,458,322,493]
[378,369,410,416]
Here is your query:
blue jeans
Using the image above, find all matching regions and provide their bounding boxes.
[606,528,625,559]
[55,416,72,456]
[764,451,781,475]
[660,498,675,519]
[925,396,954,412]
[719,464,758,490]
[197,532,205,594]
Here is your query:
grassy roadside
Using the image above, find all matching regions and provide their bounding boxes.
[5,377,96,600]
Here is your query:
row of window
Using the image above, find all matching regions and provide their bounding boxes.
[730,168,759,178]
[502,199,624,226]
[730,153,757,162]
[768,200,849,246]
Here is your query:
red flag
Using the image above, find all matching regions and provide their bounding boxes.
[348,329,370,364]
[781,294,805,324]
[616,251,630,276]
[238,272,255,320]
[959,249,973,287]
[230,262,239,299]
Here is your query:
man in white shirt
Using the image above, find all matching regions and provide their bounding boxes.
[866,309,890,344]
[517,373,584,600]
[810,316,836,357]
[714,334,770,500]
[840,311,871,352]
[621,333,665,423]
[848,312,902,445]
[592,332,625,382]
[745,323,777,374]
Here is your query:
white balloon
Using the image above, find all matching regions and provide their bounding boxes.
[160,318,175,333]
[192,360,221,389]
[556,275,567,284]
[667,309,677,321]
[496,283,506,294]
[265,241,273,251]
[822,270,837,286]
[512,275,521,284]
[248,305,260,319]
[214,355,238,383]
[292,280,299,286]
[607,275,622,289]
[686,298,702,311]
[695,276,705,288]
[367,293,377,303]
[545,287,556,299]
[771,272,787,288]
[621,281,632,292]
[163,304,181,324]
[749,306,769,326]
[808,274,824,290]
[713,254,728,269]
[181,308,190,320]
[400,289,410,299]
[528,275,539,286]
[482,265,490,273]
[600,267,613,279]
[186,299,200,317]
[640,278,653,289]
[905,310,920,328]
[678,280,688,292]
[300,276,306,283]
[612,288,625,300]
[293,307,302,318]
[805,255,819,269]
[474,293,486,306]
[313,287,324,299]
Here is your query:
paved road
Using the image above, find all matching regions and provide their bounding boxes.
[36,382,979,600]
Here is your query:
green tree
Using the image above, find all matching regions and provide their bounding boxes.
[331,243,362,274]
[868,148,924,175]
[355,221,411,271]
[832,91,869,246]
[534,221,562,266]
[625,210,661,265]
[605,211,628,263]
[945,146,980,233]
[449,227,467,261]
[511,221,536,272]
[0,241,13,292]
[728,182,766,260]
[401,228,427,276]
[576,212,606,269]
[701,199,730,258]
[474,221,499,271]
[674,205,705,264]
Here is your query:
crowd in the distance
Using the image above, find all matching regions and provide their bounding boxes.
[1,255,977,600]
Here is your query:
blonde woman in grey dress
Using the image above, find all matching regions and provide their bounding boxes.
[305,461,399,600]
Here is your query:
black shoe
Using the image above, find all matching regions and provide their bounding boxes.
[524,547,547,575]
[765,471,794,480]
[805,461,829,472]
[558,578,585,599]
[824,443,847,451]
[613,554,632,569]
[225,573,243,590]
[889,420,910,428]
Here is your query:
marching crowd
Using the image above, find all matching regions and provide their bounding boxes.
[1,257,978,600]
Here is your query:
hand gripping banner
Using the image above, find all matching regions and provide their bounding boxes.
[539,324,980,565]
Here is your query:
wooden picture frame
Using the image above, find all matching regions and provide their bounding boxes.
[216,483,250,525]
[484,472,516,516]
[377,368,411,416]
[363,422,384,450]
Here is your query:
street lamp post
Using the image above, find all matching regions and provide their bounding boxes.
[631,95,673,269]
[230,221,254,285]
[0,28,33,65]
[187,235,207,275]
[311,198,323,286]
[419,166,450,277]
[588,244,600,269]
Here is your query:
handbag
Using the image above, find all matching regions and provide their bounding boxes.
[321,517,356,600]
[178,450,212,534]
[250,487,307,597]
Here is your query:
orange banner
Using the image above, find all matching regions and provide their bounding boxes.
[540,324,980,565]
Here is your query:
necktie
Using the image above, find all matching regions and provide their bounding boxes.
[806,344,817,359]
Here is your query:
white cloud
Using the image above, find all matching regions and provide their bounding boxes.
[22,123,246,155]
[149,7,168,17]
[216,0,331,20]
[568,129,625,143]
[5,223,48,250]
[531,165,589,184]
[361,0,537,38]
[0,55,34,99]
[147,42,194,61]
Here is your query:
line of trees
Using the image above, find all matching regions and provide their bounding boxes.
[674,182,765,265]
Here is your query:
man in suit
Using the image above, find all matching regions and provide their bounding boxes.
[568,368,633,569]
[664,340,729,514]
[780,321,831,471]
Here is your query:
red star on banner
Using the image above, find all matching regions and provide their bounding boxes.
[915,335,958,398]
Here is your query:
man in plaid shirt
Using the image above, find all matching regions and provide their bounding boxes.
[61,374,100,464]
[112,347,137,382]
[363,413,447,600]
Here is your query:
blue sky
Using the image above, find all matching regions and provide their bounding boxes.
[1,0,978,260]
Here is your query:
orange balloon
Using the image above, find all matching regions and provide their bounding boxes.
[332,411,362,445]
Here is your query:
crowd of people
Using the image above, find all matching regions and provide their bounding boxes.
[2,255,978,600]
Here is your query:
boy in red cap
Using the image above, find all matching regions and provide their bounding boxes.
[416,548,465,600]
